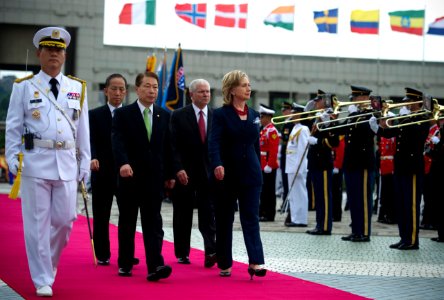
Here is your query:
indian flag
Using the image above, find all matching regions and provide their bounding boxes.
[264,6,294,31]
[388,10,424,36]
[119,0,156,25]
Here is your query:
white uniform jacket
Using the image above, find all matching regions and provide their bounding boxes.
[6,70,90,181]
[285,123,310,176]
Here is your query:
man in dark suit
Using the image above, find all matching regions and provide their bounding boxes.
[112,71,174,281]
[89,74,126,266]
[170,79,216,267]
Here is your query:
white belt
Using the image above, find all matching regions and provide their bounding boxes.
[260,151,268,156]
[33,139,76,150]
[380,155,394,160]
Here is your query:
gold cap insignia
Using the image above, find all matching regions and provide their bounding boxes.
[51,30,60,39]
[32,109,41,119]
[34,91,39,98]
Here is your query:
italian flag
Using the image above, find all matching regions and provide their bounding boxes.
[263,6,295,31]
[119,0,156,25]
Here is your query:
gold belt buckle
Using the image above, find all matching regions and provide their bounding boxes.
[55,141,64,149]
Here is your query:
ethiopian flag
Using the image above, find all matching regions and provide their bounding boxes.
[119,0,156,25]
[263,6,295,31]
[388,10,424,36]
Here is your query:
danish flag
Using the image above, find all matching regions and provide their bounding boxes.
[214,4,248,28]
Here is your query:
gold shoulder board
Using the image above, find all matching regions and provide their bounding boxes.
[14,74,34,83]
[67,75,86,84]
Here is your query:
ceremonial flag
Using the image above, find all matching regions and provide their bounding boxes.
[350,10,379,34]
[388,10,424,36]
[214,4,248,28]
[263,6,294,31]
[119,0,156,25]
[146,53,156,72]
[156,49,167,105]
[313,9,338,33]
[175,3,207,28]
[162,46,185,111]
[427,16,444,36]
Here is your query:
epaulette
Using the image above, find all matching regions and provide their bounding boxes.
[67,75,86,83]
[14,74,34,83]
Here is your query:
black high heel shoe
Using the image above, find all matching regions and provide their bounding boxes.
[219,268,232,277]
[247,266,267,280]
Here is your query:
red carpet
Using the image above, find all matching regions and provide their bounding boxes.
[0,194,368,299]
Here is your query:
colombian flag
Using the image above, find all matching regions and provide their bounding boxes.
[350,10,379,34]
[388,10,424,36]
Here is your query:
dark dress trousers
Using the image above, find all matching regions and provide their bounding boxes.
[170,104,216,259]
[208,105,265,270]
[112,101,172,273]
[89,104,118,262]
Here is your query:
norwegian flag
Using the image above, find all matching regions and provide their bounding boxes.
[214,3,248,28]
[175,3,207,28]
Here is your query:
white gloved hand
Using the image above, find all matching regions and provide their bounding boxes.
[399,106,411,116]
[369,116,379,134]
[347,105,358,114]
[8,160,20,176]
[308,136,318,145]
[386,111,396,117]
[431,136,440,144]
[264,165,272,173]
[332,168,339,174]
[78,168,90,184]
[320,111,331,122]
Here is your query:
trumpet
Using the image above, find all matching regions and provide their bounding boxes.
[271,108,325,125]
[385,98,443,128]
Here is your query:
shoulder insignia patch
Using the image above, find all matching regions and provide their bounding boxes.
[271,133,278,140]
[14,74,34,83]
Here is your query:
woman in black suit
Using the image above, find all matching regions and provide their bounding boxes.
[208,70,266,279]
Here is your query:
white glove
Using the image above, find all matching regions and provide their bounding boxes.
[369,116,379,134]
[8,160,20,176]
[386,111,396,117]
[308,136,318,145]
[399,106,411,116]
[264,165,272,173]
[78,168,90,184]
[320,111,331,122]
[431,136,440,144]
[332,168,339,174]
[347,105,358,114]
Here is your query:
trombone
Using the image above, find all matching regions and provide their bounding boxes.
[385,98,443,128]
[271,108,324,125]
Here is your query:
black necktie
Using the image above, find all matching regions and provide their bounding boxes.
[50,78,59,99]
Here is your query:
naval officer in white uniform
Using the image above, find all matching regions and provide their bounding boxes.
[5,27,90,297]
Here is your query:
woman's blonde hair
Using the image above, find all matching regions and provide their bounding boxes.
[221,70,248,106]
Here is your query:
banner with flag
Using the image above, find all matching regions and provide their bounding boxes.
[119,0,156,25]
[146,53,157,72]
[388,10,424,36]
[161,46,185,111]
[427,16,444,35]
[313,9,338,33]
[214,4,248,28]
[175,3,207,28]
[350,10,379,34]
[156,49,167,105]
[263,6,294,31]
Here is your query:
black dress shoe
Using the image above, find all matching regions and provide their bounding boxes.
[133,258,140,265]
[118,268,132,277]
[431,237,444,243]
[97,259,110,266]
[177,257,190,264]
[389,241,403,249]
[306,228,331,235]
[341,234,355,241]
[397,243,419,250]
[204,253,217,268]
[350,235,370,242]
[147,265,172,282]
[285,222,307,227]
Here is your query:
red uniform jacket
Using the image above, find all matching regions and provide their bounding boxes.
[260,123,279,170]
[379,137,396,175]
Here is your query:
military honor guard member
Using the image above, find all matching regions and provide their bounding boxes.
[370,88,429,250]
[278,101,295,206]
[339,86,376,242]
[258,104,280,222]
[6,27,90,297]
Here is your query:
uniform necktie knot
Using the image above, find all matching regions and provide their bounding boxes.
[49,78,59,99]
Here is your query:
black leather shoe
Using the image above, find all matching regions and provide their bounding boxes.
[133,257,140,265]
[97,259,110,266]
[285,222,307,227]
[177,257,190,264]
[204,253,217,268]
[341,234,355,241]
[431,237,444,243]
[118,268,132,277]
[397,243,419,250]
[306,228,331,235]
[147,265,172,282]
[350,235,370,242]
[389,241,403,249]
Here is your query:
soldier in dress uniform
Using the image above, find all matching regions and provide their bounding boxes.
[340,86,376,242]
[278,101,294,212]
[377,136,396,224]
[259,104,280,222]
[370,87,429,250]
[5,27,90,297]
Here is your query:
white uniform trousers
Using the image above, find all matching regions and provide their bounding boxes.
[287,172,308,225]
[21,176,77,288]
